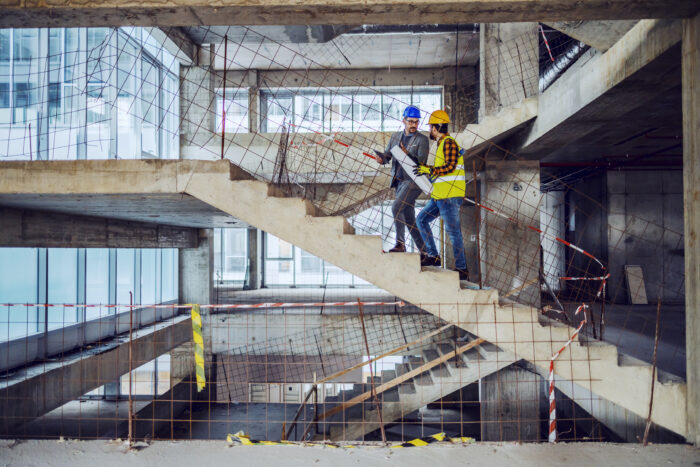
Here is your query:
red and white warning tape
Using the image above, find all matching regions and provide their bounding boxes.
[463,196,606,272]
[0,300,405,310]
[539,25,555,62]
[548,304,588,443]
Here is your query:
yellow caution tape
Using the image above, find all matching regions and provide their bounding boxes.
[190,304,206,392]
[226,431,474,447]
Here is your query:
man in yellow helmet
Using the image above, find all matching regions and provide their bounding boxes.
[412,110,469,281]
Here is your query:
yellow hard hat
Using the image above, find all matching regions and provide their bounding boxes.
[428,109,450,125]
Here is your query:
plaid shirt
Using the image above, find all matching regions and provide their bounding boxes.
[429,136,459,177]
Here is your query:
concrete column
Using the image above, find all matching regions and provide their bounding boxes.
[176,229,214,396]
[481,160,541,307]
[179,229,213,305]
[479,23,539,121]
[682,12,700,447]
[179,64,215,154]
[480,365,543,441]
[247,69,259,133]
[246,227,260,290]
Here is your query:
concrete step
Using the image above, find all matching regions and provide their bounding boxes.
[381,369,396,383]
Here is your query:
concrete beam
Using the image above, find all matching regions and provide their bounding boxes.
[682,12,700,447]
[149,27,196,66]
[519,19,682,158]
[0,207,198,248]
[0,316,192,435]
[0,1,698,28]
[216,67,475,88]
[543,20,638,52]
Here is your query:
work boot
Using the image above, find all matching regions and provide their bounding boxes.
[387,242,406,253]
[456,269,470,281]
[421,255,441,267]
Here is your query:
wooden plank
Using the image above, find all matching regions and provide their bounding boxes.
[289,323,452,440]
[316,324,452,385]
[315,338,485,422]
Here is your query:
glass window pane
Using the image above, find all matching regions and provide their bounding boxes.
[327,92,353,132]
[221,228,247,282]
[116,35,139,159]
[47,248,79,330]
[141,56,159,157]
[141,249,157,305]
[216,88,248,133]
[86,248,110,321]
[116,249,135,312]
[12,29,39,126]
[265,234,293,259]
[413,91,443,132]
[382,92,411,132]
[262,92,292,133]
[294,92,324,133]
[86,28,112,160]
[161,248,177,302]
[0,30,9,125]
[0,248,39,341]
[355,93,382,132]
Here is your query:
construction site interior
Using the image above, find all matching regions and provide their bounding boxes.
[0,1,699,464]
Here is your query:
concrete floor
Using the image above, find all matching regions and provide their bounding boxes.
[17,400,149,440]
[0,439,697,467]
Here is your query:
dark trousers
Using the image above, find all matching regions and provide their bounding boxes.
[392,181,425,253]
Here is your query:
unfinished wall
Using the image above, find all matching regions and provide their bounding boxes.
[572,170,685,304]
[479,22,539,120]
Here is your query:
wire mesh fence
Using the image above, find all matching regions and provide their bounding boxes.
[0,22,687,444]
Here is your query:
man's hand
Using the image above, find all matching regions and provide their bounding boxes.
[374,150,386,164]
[413,164,431,176]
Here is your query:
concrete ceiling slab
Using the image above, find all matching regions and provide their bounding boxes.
[1,1,699,28]
[0,193,247,229]
[212,32,480,70]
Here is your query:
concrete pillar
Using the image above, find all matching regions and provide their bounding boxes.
[179,64,215,153]
[247,70,259,133]
[479,22,539,121]
[481,160,541,307]
[176,229,215,397]
[682,12,700,446]
[480,365,543,441]
[246,227,260,290]
[179,229,213,305]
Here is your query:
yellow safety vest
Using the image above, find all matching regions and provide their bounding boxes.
[431,135,465,200]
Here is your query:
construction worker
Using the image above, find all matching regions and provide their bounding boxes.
[375,105,430,256]
[412,110,469,281]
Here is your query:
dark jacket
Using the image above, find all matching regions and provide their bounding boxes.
[382,130,430,189]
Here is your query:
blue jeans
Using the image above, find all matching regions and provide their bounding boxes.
[417,197,467,271]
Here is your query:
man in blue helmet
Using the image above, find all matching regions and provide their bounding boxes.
[374,105,430,256]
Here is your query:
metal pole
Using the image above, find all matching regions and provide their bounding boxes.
[128,291,134,445]
[473,160,483,288]
[221,35,228,160]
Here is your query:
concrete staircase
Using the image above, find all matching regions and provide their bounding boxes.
[0,159,687,438]
[317,335,518,441]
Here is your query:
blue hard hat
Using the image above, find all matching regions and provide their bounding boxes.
[403,106,421,119]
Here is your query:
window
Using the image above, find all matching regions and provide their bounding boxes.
[214,228,248,284]
[216,88,249,133]
[85,248,110,321]
[47,248,79,330]
[263,233,370,287]
[0,248,39,341]
[260,87,442,133]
